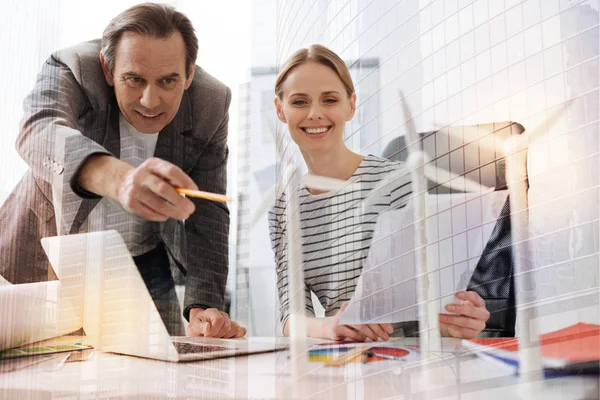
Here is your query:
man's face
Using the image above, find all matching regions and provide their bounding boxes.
[101,31,194,133]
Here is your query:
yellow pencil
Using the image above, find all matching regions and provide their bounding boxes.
[176,188,230,203]
[324,346,372,367]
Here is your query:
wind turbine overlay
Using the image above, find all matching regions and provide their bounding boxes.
[271,85,579,393]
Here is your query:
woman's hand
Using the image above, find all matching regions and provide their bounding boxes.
[320,303,394,342]
[439,291,490,339]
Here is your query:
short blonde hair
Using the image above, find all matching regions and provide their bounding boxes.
[274,44,355,99]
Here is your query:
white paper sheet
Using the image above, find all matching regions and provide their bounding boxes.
[0,280,81,351]
[340,190,509,325]
[0,232,100,351]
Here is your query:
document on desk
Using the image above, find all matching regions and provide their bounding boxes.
[340,190,509,325]
[0,281,82,351]
[0,352,71,373]
[0,242,86,352]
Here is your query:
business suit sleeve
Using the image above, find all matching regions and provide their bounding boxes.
[182,87,231,319]
[16,53,112,195]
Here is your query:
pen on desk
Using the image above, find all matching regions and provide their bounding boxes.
[364,351,406,362]
[176,188,230,203]
[325,346,372,367]
[544,360,600,376]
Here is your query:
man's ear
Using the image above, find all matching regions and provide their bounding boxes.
[274,96,287,123]
[347,93,357,121]
[99,53,114,87]
[184,64,196,89]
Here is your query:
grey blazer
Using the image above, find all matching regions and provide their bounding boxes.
[0,40,231,319]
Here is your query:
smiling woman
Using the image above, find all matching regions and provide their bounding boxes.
[269,44,491,342]
[275,62,357,159]
[270,45,410,341]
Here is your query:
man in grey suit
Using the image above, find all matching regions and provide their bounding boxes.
[0,3,245,338]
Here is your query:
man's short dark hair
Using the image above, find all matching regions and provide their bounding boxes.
[101,3,198,77]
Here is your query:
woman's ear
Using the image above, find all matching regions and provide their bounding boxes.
[347,93,357,121]
[274,96,287,123]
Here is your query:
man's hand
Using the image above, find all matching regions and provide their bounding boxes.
[439,291,490,339]
[187,308,246,338]
[77,155,198,221]
[117,158,198,221]
[321,303,393,342]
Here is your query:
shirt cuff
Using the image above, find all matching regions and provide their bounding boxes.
[183,304,212,322]
[69,152,113,199]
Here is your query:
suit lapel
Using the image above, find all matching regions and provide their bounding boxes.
[102,102,121,159]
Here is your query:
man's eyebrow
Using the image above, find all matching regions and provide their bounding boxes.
[121,71,143,78]
[121,71,140,78]
[120,72,181,79]
[158,72,181,80]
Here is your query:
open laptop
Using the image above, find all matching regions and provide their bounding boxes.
[40,230,287,362]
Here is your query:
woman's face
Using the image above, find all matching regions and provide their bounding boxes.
[275,62,356,154]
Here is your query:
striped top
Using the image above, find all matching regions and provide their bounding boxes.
[268,155,412,326]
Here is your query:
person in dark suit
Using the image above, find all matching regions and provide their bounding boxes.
[0,3,245,338]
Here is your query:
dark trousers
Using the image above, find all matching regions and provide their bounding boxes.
[133,243,185,336]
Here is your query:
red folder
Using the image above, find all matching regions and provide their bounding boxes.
[468,323,600,363]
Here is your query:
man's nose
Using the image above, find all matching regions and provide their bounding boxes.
[140,85,160,110]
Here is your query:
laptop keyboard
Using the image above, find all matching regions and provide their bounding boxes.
[172,342,232,354]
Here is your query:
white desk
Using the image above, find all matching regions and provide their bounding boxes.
[1,337,598,400]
